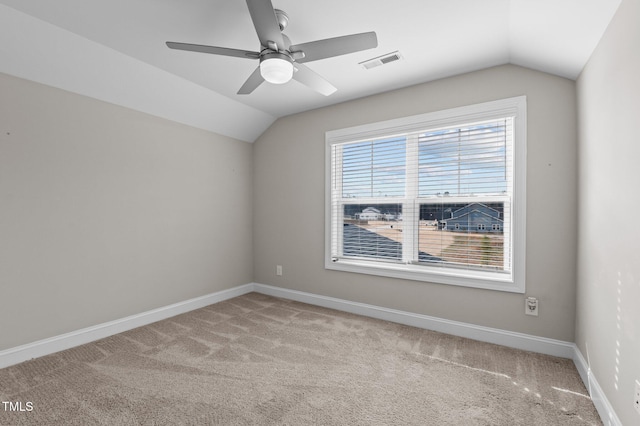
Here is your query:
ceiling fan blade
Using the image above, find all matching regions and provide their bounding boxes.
[245,0,284,50]
[166,42,260,59]
[292,63,337,96]
[291,32,378,63]
[237,66,265,95]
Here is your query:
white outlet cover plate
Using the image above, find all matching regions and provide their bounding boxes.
[525,298,538,316]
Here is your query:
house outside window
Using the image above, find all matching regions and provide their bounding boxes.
[325,97,527,292]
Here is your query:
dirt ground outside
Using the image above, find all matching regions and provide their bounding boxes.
[354,221,504,268]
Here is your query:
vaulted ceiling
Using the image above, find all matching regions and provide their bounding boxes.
[0,0,621,142]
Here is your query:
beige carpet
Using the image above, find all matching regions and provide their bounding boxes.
[1,293,601,425]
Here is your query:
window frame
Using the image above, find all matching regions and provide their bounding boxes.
[325,96,527,293]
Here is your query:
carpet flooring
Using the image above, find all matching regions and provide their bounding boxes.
[0,292,601,425]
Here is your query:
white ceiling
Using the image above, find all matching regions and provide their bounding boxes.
[0,0,621,142]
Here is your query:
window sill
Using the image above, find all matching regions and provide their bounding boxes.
[325,258,524,293]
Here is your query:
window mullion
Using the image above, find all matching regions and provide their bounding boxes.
[403,134,419,263]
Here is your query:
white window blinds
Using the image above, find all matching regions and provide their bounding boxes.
[417,119,512,273]
[418,120,510,197]
[341,137,406,198]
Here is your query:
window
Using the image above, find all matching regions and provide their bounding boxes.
[325,97,526,292]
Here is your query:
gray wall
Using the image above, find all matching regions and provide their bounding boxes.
[0,73,253,351]
[576,0,640,424]
[253,64,578,341]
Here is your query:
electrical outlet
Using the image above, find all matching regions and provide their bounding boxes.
[525,297,538,316]
[634,380,640,415]
[276,265,282,276]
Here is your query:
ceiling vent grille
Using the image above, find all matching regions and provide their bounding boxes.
[360,51,403,69]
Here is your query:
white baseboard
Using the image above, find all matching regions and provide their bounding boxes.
[0,281,623,426]
[573,347,622,426]
[0,283,255,369]
[1,281,574,369]
[252,283,575,358]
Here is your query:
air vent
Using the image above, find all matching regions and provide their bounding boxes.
[360,51,403,69]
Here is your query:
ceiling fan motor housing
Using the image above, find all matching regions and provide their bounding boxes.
[274,9,289,31]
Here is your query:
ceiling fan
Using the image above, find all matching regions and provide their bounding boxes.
[166,0,378,96]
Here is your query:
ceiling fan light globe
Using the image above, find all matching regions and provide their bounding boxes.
[260,57,294,84]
